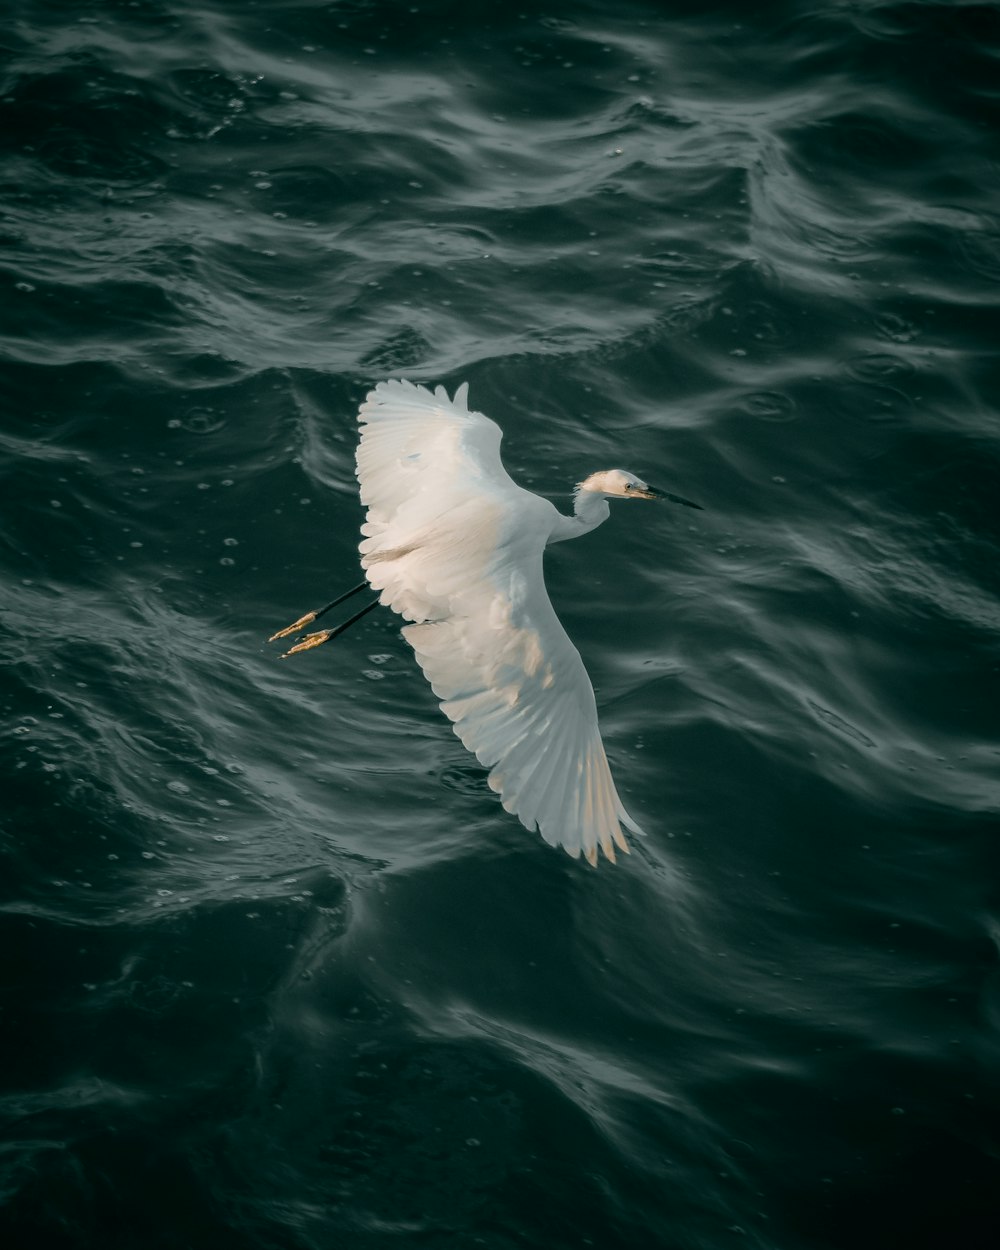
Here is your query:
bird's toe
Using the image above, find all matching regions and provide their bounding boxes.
[268,610,318,643]
[280,629,334,657]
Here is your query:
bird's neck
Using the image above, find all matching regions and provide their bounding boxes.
[547,489,609,544]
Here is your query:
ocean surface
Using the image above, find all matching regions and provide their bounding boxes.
[2,1,999,1246]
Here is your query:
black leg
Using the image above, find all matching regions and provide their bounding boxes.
[268,580,369,643]
[279,596,381,657]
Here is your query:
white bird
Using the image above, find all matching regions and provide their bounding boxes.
[269,379,701,866]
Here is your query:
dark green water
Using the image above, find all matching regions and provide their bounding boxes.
[2,1,999,1246]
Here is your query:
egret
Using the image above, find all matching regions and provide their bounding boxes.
[269,379,701,866]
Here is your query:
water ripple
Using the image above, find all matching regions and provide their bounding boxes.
[2,0,1000,1245]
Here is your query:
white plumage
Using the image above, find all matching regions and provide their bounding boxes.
[354,378,661,866]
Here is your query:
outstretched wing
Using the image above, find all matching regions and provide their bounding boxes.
[355,379,643,864]
[403,561,644,865]
[357,378,514,525]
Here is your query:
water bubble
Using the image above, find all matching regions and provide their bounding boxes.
[740,391,796,422]
[180,409,226,434]
[845,352,913,382]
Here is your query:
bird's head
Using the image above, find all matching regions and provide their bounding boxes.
[576,469,702,508]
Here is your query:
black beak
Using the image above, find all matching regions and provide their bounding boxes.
[647,487,703,510]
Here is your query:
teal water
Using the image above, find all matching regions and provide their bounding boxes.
[2,1,1000,1246]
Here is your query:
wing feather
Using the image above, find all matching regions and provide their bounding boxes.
[355,379,643,864]
[400,576,643,863]
[357,377,509,522]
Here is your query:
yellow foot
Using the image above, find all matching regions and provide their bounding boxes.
[280,629,334,658]
[267,611,318,643]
